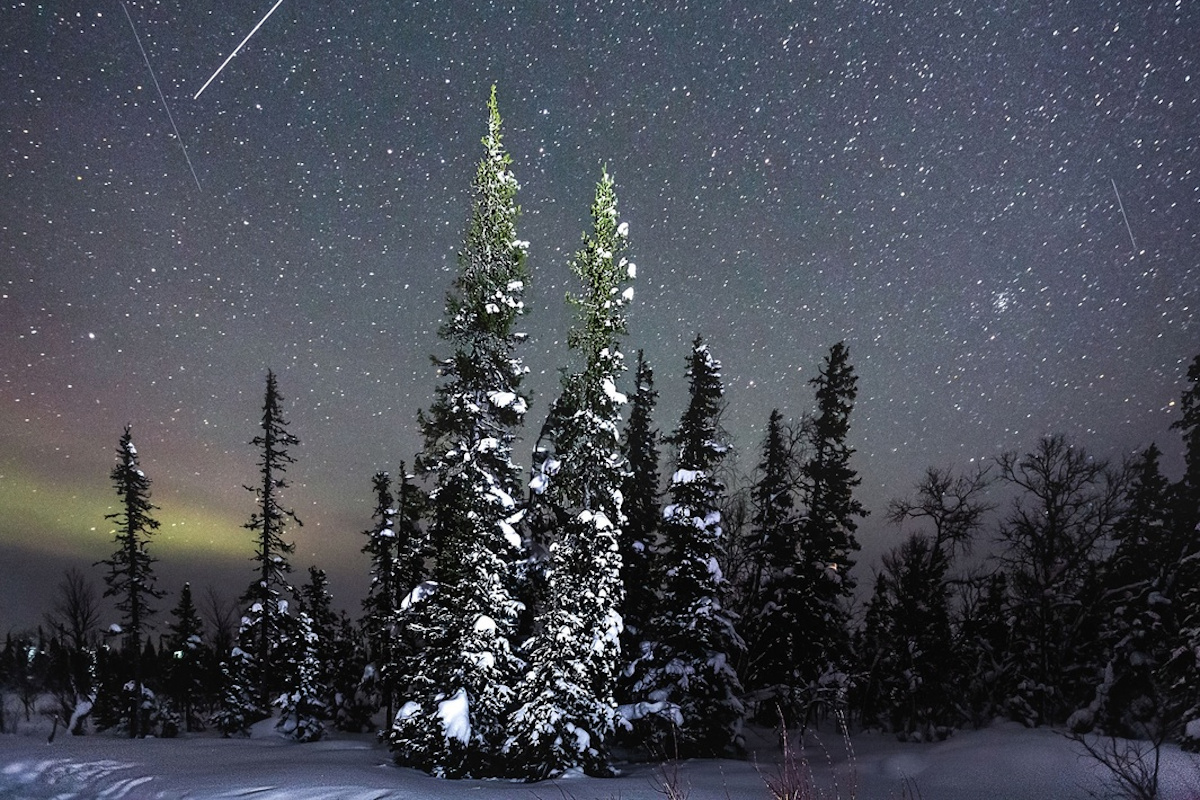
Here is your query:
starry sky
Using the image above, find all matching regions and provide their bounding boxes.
[2,0,1197,635]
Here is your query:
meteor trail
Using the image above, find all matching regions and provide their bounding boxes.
[1111,177,1137,254]
[193,0,285,100]
[121,1,202,193]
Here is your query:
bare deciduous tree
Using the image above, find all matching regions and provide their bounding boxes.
[201,586,237,657]
[45,566,100,651]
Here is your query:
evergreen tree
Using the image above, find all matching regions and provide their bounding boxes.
[240,369,302,711]
[1078,444,1174,740]
[506,168,633,778]
[330,610,374,732]
[164,582,208,733]
[627,336,745,757]
[211,643,257,737]
[98,424,165,738]
[293,566,372,732]
[361,469,427,727]
[390,86,530,778]
[741,409,804,721]
[864,465,991,736]
[91,643,124,731]
[858,534,954,740]
[792,342,866,717]
[956,570,1013,726]
[296,567,337,707]
[619,350,661,650]
[389,467,430,705]
[1164,356,1200,747]
[1171,354,1200,535]
[361,470,397,722]
[275,608,326,742]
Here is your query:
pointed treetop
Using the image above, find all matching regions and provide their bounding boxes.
[566,167,633,362]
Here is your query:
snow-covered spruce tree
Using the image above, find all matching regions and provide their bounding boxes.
[98,424,166,738]
[626,335,746,757]
[389,86,530,778]
[506,168,634,779]
[1076,444,1174,741]
[360,470,397,722]
[274,607,326,742]
[792,341,866,719]
[1164,355,1200,748]
[741,408,805,722]
[211,641,257,736]
[361,469,427,727]
[294,566,372,732]
[1172,354,1200,537]
[240,369,302,712]
[163,582,209,733]
[619,350,661,654]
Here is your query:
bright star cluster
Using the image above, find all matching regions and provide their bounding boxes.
[1,0,1196,632]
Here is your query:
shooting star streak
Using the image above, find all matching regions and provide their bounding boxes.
[193,0,285,100]
[1111,177,1137,254]
[121,1,202,193]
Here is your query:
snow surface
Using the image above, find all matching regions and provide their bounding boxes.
[5,716,1200,798]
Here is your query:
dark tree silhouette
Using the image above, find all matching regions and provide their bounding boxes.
[98,424,165,738]
[240,369,302,711]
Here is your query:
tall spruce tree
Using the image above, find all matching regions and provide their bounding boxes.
[240,369,302,711]
[361,469,428,727]
[1164,356,1200,748]
[507,169,633,778]
[1171,354,1200,535]
[99,424,165,738]
[793,341,866,717]
[619,350,661,651]
[627,336,745,757]
[390,86,530,778]
[742,408,805,721]
[1081,444,1174,739]
[361,470,397,721]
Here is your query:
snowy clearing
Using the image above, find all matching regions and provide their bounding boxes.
[4,717,1200,799]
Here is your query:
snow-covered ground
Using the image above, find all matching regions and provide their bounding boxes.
[3,715,1200,799]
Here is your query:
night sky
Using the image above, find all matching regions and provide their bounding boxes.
[2,0,1197,635]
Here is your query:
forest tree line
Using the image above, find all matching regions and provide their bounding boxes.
[4,88,1200,783]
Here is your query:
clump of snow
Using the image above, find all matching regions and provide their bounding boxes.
[437,688,471,745]
[487,390,518,408]
[395,701,421,724]
[1187,718,1200,741]
[602,377,627,404]
[400,580,438,611]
